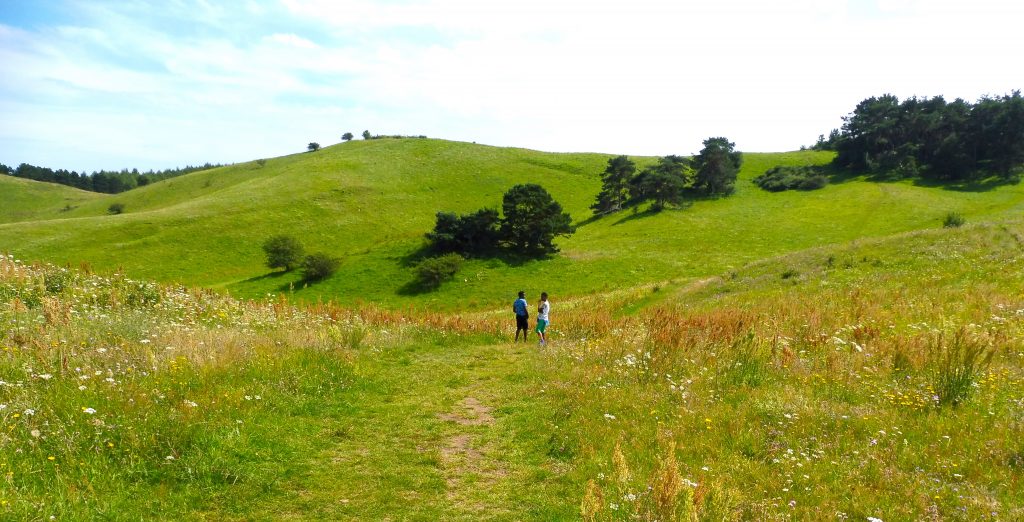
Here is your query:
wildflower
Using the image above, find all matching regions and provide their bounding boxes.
[603,413,616,420]
[82,407,96,415]
[47,456,55,461]
[30,429,41,438]
[23,409,35,416]
[78,385,86,391]
[165,455,175,460]
[868,517,884,522]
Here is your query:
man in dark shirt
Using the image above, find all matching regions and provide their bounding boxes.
[513,291,529,342]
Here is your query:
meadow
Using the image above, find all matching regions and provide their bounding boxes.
[2,215,1022,520]
[3,139,1024,311]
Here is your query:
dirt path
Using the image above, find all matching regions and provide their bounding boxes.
[260,341,574,521]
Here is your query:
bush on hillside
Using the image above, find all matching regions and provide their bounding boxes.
[415,253,463,289]
[753,166,828,192]
[302,252,341,281]
[108,203,125,214]
[263,235,305,272]
[943,211,966,228]
[307,142,321,152]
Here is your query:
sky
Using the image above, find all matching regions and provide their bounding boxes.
[1,0,1023,172]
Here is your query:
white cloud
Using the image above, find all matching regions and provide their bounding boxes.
[1,0,1023,169]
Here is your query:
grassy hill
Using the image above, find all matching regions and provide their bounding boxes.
[2,138,1023,311]
[2,218,1021,520]
[0,175,102,224]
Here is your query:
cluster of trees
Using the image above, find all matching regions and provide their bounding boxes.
[262,235,341,282]
[0,162,224,194]
[821,92,1024,181]
[591,137,742,214]
[338,131,428,142]
[427,184,574,257]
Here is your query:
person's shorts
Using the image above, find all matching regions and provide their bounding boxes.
[516,315,529,330]
[535,319,548,333]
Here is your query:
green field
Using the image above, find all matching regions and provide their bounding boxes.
[2,140,1024,519]
[2,218,1022,520]
[3,138,1023,310]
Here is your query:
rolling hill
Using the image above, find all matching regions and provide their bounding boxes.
[2,138,1023,310]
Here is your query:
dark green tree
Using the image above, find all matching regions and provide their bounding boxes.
[263,235,305,272]
[629,155,690,210]
[341,132,354,141]
[307,142,321,152]
[500,184,574,254]
[591,155,636,215]
[692,137,742,196]
[362,130,372,140]
[301,252,341,281]
[426,208,501,255]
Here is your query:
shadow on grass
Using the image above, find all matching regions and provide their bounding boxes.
[239,269,292,285]
[611,202,692,226]
[396,278,438,296]
[911,174,1020,192]
[821,162,1020,192]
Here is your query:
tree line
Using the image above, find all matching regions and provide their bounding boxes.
[815,91,1024,181]
[0,162,225,194]
[591,137,742,214]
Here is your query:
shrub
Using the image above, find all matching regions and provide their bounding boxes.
[753,166,829,192]
[302,252,341,281]
[415,253,463,289]
[943,211,965,228]
[108,203,125,214]
[307,142,321,152]
[928,329,994,407]
[263,235,305,272]
[256,159,267,167]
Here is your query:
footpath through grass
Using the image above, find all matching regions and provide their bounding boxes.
[250,340,575,521]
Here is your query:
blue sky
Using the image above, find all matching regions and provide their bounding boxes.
[1,0,1023,172]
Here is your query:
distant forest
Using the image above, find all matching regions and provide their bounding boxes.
[0,162,225,194]
[814,91,1024,181]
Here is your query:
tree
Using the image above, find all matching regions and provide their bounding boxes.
[629,155,690,210]
[341,132,354,141]
[302,252,341,281]
[500,184,574,254]
[591,155,636,215]
[263,235,305,272]
[362,130,372,140]
[307,142,321,152]
[692,137,742,196]
[426,208,500,255]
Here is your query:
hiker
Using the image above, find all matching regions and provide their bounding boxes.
[513,290,530,342]
[535,292,550,345]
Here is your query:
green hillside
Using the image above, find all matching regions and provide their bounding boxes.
[2,138,1023,310]
[0,175,102,224]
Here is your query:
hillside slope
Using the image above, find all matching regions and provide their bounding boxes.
[0,175,103,224]
[1,138,1023,309]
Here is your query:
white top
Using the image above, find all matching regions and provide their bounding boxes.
[538,300,550,321]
